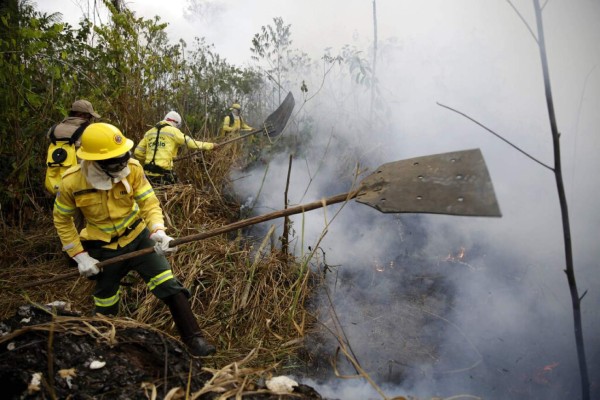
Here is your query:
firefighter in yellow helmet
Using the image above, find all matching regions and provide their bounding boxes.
[53,123,216,357]
[134,111,216,186]
[220,103,254,136]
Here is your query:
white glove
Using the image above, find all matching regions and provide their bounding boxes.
[73,252,100,277]
[150,229,177,255]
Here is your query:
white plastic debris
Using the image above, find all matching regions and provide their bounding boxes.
[46,300,66,307]
[27,372,42,394]
[46,300,68,309]
[265,376,298,394]
[89,360,106,370]
[7,342,16,351]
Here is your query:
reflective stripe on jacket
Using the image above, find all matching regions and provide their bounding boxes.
[134,121,214,176]
[53,159,165,257]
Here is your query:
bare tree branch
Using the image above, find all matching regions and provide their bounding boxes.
[505,0,538,44]
[436,102,553,171]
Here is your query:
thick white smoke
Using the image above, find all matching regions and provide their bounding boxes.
[230,1,600,399]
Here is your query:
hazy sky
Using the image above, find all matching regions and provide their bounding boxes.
[35,1,600,399]
[40,0,387,65]
[39,0,586,67]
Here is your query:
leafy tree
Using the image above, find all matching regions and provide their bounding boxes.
[0,0,93,226]
[250,17,293,106]
[0,0,264,227]
[180,37,262,137]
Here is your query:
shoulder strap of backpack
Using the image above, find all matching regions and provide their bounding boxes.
[68,122,89,145]
[228,112,235,127]
[49,125,58,145]
[149,122,169,166]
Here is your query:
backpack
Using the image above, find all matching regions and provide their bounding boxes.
[44,123,88,194]
[228,112,245,127]
[218,112,244,136]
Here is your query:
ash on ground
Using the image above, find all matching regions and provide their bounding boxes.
[0,303,324,400]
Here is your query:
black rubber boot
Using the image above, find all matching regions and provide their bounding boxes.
[164,292,216,357]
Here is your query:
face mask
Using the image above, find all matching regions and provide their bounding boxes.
[97,152,130,174]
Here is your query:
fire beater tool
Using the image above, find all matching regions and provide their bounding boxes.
[21,148,500,289]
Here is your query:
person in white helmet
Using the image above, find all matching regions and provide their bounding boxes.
[134,111,216,185]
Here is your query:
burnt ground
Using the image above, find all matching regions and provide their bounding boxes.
[0,304,324,400]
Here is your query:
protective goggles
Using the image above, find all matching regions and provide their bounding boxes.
[96,152,131,173]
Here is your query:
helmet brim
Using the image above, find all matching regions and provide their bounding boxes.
[77,138,134,161]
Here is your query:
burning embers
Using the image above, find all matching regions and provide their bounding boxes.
[508,361,568,398]
[441,246,475,270]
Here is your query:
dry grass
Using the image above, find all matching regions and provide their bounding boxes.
[0,144,317,372]
[0,146,475,400]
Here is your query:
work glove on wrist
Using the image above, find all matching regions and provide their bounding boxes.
[150,229,177,255]
[73,252,100,278]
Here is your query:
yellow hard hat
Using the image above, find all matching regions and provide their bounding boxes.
[231,103,241,110]
[77,123,134,160]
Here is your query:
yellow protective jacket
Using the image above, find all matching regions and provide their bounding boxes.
[134,121,214,176]
[53,159,165,257]
[220,114,253,136]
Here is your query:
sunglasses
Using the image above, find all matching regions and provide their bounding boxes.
[97,152,131,173]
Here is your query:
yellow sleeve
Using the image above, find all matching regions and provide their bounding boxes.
[176,129,214,150]
[134,135,147,162]
[241,120,254,131]
[185,137,215,150]
[53,180,84,257]
[221,116,235,134]
[131,163,165,232]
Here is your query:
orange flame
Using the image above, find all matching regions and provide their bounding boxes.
[441,247,476,269]
[443,247,466,262]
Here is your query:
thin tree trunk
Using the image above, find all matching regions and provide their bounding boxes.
[532,1,590,398]
[281,154,293,256]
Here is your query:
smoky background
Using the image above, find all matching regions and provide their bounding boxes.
[228,1,600,399]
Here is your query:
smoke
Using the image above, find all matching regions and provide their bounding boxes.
[230,1,600,399]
